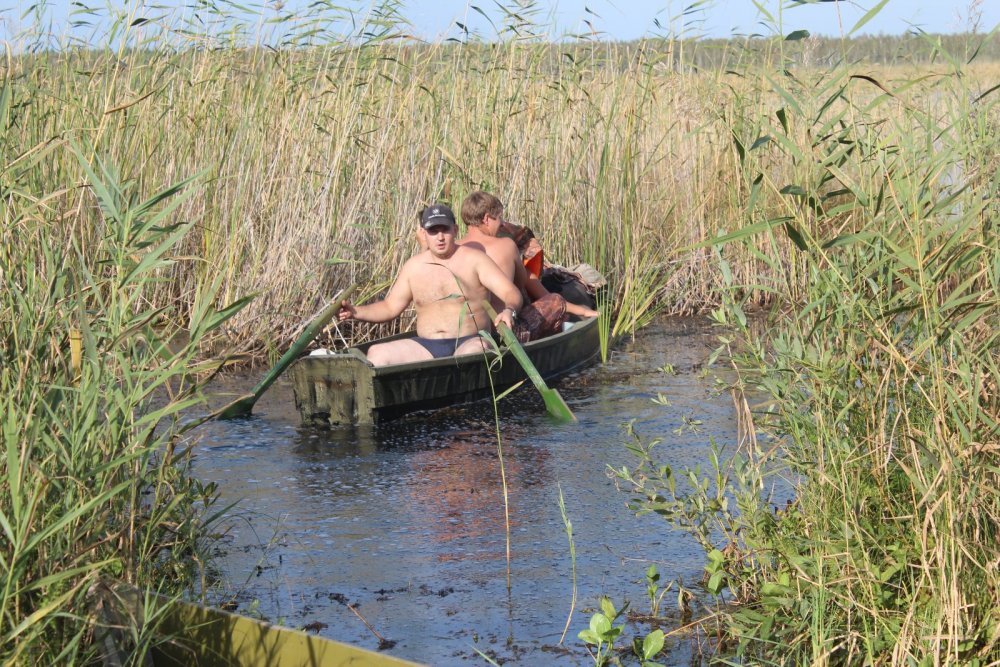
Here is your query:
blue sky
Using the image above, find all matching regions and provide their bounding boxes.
[409,1,999,40]
[3,1,998,43]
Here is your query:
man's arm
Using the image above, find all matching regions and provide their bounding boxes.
[475,253,523,329]
[338,264,414,323]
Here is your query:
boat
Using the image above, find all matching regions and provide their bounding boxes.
[92,580,424,667]
[289,315,600,426]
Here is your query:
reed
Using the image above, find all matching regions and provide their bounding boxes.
[614,19,1000,666]
[0,4,752,358]
[8,7,998,360]
[0,134,249,663]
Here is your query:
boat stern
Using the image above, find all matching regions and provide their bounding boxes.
[290,349,377,426]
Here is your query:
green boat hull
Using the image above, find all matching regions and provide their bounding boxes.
[290,316,600,426]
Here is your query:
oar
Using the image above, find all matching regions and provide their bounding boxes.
[484,302,576,423]
[215,285,358,419]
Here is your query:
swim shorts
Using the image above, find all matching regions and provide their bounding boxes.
[412,335,479,359]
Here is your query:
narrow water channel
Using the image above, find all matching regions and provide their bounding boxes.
[191,316,738,665]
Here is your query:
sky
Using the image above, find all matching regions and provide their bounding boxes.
[2,0,998,44]
[406,1,999,41]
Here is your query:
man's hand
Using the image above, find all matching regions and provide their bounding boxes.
[337,300,357,322]
[493,307,516,330]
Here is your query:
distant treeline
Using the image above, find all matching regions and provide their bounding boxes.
[384,31,1000,79]
[539,31,1000,73]
[414,30,1000,74]
[684,31,1000,68]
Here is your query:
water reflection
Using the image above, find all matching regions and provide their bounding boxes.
[193,317,736,665]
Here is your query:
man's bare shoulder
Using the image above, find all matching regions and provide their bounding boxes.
[397,250,434,275]
[502,237,522,262]
[494,236,518,251]
[472,235,517,253]
[487,237,519,266]
[457,240,488,254]
[454,244,491,262]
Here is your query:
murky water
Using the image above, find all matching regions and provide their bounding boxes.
[191,317,739,665]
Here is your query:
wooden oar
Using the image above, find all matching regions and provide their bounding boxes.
[216,285,357,419]
[484,302,576,423]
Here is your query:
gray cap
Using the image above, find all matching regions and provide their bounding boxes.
[420,204,456,229]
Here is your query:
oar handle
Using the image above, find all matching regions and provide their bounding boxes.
[250,284,359,399]
[484,303,549,395]
[216,284,357,419]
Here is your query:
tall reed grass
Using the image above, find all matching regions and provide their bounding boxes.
[615,22,1000,666]
[5,7,998,360]
[0,4,773,357]
[1,112,249,661]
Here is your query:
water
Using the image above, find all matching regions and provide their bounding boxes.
[191,317,739,665]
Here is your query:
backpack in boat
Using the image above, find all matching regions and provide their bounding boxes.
[541,263,604,311]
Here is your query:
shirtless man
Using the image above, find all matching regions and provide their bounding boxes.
[459,191,598,340]
[337,204,522,367]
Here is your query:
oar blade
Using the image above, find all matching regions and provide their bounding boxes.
[483,302,577,423]
[214,394,256,420]
[542,388,577,423]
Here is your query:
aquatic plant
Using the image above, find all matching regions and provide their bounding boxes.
[632,628,665,667]
[578,596,627,667]
[557,483,578,645]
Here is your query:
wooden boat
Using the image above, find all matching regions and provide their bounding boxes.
[290,315,600,426]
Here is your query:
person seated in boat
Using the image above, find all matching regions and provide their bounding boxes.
[498,218,601,314]
[337,204,522,367]
[459,190,598,343]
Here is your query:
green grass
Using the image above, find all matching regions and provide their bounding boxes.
[1,137,249,664]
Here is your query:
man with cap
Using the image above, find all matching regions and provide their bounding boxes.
[337,204,522,366]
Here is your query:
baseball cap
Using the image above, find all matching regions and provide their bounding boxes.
[420,204,456,229]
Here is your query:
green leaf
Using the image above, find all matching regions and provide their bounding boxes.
[15,480,132,562]
[591,613,611,635]
[70,142,122,225]
[848,0,890,36]
[747,173,764,212]
[707,570,724,594]
[0,79,11,131]
[703,217,793,249]
[822,231,876,250]
[120,221,193,287]
[785,29,809,41]
[643,629,665,659]
[765,74,805,120]
[776,107,788,134]
[599,597,616,620]
[784,221,808,251]
[973,81,1000,103]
